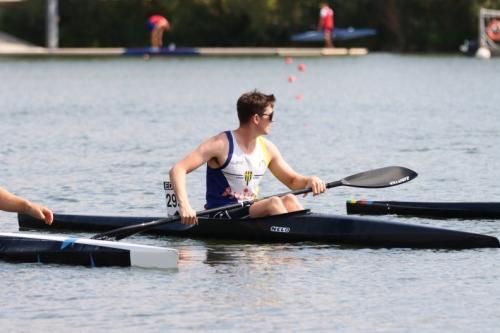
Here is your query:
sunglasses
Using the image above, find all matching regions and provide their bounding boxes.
[259,112,274,122]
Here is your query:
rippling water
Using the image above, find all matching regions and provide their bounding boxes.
[1,54,500,332]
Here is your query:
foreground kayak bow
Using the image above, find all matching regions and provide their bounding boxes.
[0,232,178,269]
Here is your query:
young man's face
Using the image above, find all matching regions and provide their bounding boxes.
[257,105,274,134]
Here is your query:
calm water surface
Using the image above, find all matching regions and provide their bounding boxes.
[1,54,500,332]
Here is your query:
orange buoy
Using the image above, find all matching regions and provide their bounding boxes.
[287,75,297,83]
[486,19,500,42]
[297,63,306,72]
[284,57,293,64]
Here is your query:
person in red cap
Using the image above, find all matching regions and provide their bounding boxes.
[147,14,171,49]
[318,2,334,48]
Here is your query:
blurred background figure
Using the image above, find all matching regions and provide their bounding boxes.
[318,2,334,48]
[0,186,53,225]
[147,14,170,49]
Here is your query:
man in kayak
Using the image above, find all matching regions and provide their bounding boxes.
[169,90,326,225]
[0,186,53,225]
[147,14,171,49]
[317,2,334,48]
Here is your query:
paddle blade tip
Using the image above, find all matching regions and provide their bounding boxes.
[341,166,418,188]
[388,166,418,186]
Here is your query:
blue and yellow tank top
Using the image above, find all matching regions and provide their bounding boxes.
[206,131,270,208]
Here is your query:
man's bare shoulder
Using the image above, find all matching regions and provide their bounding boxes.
[208,132,228,147]
[199,132,230,168]
[198,132,229,154]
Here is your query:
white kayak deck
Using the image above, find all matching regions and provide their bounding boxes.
[0,232,178,269]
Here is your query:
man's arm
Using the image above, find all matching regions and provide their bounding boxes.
[265,140,326,195]
[0,187,53,224]
[169,133,227,224]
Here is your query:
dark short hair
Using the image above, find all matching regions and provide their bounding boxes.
[237,90,276,124]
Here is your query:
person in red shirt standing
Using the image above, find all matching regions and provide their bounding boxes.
[317,2,334,48]
[147,14,171,49]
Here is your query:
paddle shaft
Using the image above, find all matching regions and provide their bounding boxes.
[92,166,417,240]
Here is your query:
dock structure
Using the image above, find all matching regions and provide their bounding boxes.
[1,26,369,58]
[0,44,369,57]
[0,31,46,54]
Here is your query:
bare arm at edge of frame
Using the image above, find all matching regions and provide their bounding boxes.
[0,187,53,225]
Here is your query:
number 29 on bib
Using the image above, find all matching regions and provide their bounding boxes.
[163,181,179,217]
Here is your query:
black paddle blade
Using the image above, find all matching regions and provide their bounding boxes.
[340,166,417,188]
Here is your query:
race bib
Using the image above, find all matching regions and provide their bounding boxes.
[163,181,179,217]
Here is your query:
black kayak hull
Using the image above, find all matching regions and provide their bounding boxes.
[346,200,500,219]
[18,211,499,249]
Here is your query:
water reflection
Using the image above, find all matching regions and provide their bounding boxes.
[189,243,336,267]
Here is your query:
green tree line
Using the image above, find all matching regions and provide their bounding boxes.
[0,0,499,51]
